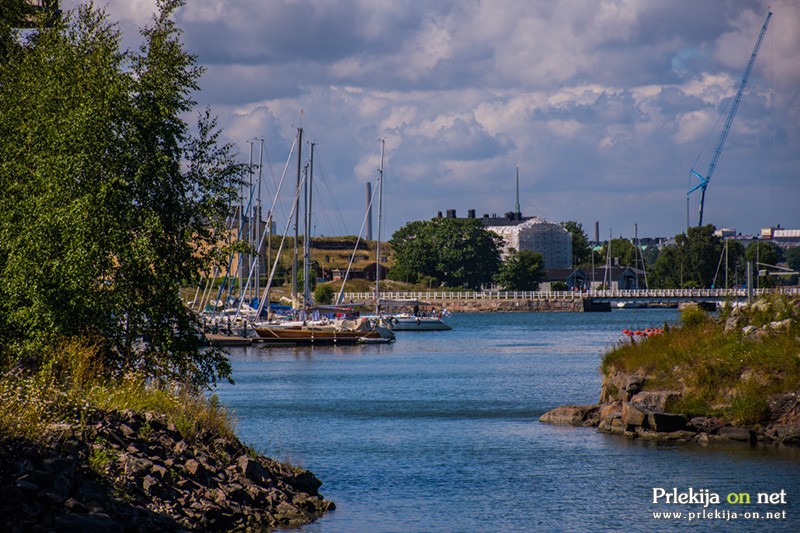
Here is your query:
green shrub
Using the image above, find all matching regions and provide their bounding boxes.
[680,304,708,328]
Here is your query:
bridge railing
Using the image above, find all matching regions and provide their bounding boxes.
[342,287,799,302]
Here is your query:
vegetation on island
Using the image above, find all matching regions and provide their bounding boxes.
[601,295,800,426]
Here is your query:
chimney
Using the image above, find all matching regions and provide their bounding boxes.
[594,221,600,243]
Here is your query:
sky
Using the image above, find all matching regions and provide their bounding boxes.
[62,0,800,241]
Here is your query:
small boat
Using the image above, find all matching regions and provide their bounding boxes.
[375,299,452,331]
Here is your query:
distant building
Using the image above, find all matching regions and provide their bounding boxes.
[761,226,800,247]
[540,268,588,291]
[437,168,572,268]
[437,209,573,269]
[588,266,647,291]
[714,228,737,238]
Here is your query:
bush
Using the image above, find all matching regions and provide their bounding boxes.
[680,304,708,328]
[313,284,334,305]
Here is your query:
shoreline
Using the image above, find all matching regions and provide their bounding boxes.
[540,369,800,447]
[1,408,334,532]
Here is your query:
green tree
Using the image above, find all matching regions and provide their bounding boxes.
[599,238,638,267]
[0,1,243,386]
[745,241,780,288]
[745,241,779,267]
[649,225,723,288]
[389,217,502,289]
[494,248,545,290]
[785,247,800,273]
[560,221,591,266]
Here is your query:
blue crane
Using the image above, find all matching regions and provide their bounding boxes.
[689,10,772,227]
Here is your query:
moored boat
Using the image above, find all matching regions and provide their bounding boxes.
[254,317,395,345]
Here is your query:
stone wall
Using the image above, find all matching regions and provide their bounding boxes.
[438,298,584,312]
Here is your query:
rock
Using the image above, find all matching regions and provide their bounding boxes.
[150,463,167,480]
[609,417,626,435]
[183,458,204,478]
[630,391,682,411]
[43,473,72,503]
[716,426,754,443]
[647,413,687,433]
[538,405,598,426]
[237,456,271,483]
[290,470,323,496]
[141,475,159,494]
[121,455,153,477]
[16,478,38,491]
[768,318,792,332]
[621,402,649,428]
[64,497,89,513]
[54,513,125,533]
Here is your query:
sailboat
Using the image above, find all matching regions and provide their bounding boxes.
[253,131,395,345]
[367,140,451,332]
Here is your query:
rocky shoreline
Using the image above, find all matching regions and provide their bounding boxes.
[540,370,800,446]
[0,409,334,532]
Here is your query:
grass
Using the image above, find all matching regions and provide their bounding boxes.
[0,337,237,445]
[601,296,800,423]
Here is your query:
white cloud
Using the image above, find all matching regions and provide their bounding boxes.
[56,0,800,238]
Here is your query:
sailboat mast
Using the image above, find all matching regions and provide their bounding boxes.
[304,142,315,306]
[292,127,303,310]
[375,139,385,315]
[255,138,264,305]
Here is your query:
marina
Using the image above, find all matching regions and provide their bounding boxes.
[214,310,800,532]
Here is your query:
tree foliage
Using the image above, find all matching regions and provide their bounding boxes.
[599,238,638,268]
[494,248,545,290]
[560,221,591,266]
[649,225,734,288]
[0,1,244,386]
[388,218,502,289]
[786,247,800,273]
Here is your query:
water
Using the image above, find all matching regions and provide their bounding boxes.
[214,310,800,532]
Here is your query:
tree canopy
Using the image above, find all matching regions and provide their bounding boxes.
[649,225,734,288]
[560,221,591,266]
[494,248,545,290]
[0,1,244,386]
[388,217,502,289]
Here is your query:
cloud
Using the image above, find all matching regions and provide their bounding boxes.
[58,0,800,239]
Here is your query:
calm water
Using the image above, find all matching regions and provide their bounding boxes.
[214,310,800,532]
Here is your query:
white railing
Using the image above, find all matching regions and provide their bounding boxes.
[342,287,799,302]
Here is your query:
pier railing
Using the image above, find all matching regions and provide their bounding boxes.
[342,287,799,302]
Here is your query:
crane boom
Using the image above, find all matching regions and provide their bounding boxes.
[690,10,772,226]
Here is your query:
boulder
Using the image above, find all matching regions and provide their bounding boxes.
[621,402,649,428]
[716,426,754,443]
[647,413,687,433]
[538,405,598,426]
[630,391,682,411]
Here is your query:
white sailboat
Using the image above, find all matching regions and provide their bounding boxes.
[369,140,451,332]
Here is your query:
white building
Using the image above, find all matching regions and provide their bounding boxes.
[440,209,573,269]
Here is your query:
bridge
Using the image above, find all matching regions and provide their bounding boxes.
[343,287,800,309]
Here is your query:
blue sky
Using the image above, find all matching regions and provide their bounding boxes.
[65,0,800,241]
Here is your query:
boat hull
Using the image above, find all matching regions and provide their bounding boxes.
[254,325,394,345]
[388,317,451,331]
